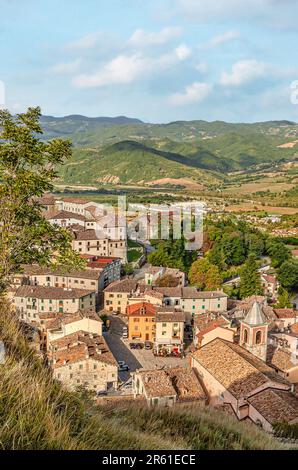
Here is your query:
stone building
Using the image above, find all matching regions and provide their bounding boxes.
[48,331,118,393]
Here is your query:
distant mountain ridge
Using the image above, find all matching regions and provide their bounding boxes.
[39,114,298,186]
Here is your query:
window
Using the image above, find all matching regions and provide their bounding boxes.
[256,330,262,344]
[243,328,248,343]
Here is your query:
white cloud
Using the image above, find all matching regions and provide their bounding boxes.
[73,44,192,89]
[49,59,81,75]
[73,53,150,88]
[195,62,209,73]
[220,59,267,86]
[169,82,213,106]
[65,32,103,50]
[202,30,240,49]
[175,44,191,60]
[128,26,182,47]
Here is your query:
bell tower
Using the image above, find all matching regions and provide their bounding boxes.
[239,301,268,362]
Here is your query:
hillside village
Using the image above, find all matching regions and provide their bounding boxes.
[7,194,298,436]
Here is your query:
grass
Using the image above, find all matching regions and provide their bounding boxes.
[0,298,293,450]
[127,249,142,263]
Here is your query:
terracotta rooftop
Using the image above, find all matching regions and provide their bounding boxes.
[46,210,86,221]
[20,264,101,280]
[268,347,298,372]
[136,367,206,401]
[127,302,156,317]
[192,339,288,399]
[49,331,117,368]
[181,288,228,299]
[44,310,102,331]
[196,320,233,341]
[273,308,298,319]
[144,289,164,300]
[290,323,298,336]
[73,229,102,241]
[15,285,95,300]
[261,274,277,284]
[248,389,298,424]
[155,308,185,323]
[104,278,137,293]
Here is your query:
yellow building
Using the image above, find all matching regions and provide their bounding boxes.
[127,302,156,342]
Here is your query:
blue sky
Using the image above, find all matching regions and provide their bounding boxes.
[1,0,298,122]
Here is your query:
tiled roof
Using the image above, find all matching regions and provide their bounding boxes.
[127,302,156,317]
[137,367,206,401]
[73,229,101,240]
[261,274,277,284]
[290,323,298,336]
[196,320,232,341]
[46,210,86,221]
[182,287,227,299]
[20,264,101,280]
[192,339,288,399]
[273,308,298,319]
[45,310,102,331]
[155,308,185,323]
[49,331,117,368]
[104,278,137,293]
[248,389,298,424]
[269,347,298,372]
[153,287,182,297]
[15,285,94,300]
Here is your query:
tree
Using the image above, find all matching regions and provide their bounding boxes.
[266,240,290,268]
[239,254,262,299]
[188,259,222,290]
[0,107,84,292]
[278,259,298,291]
[275,286,292,308]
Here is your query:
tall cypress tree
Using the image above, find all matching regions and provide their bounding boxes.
[239,254,262,299]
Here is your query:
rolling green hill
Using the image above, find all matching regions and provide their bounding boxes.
[40,115,298,185]
[59,140,221,185]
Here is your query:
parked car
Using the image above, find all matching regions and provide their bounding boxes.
[144,341,153,350]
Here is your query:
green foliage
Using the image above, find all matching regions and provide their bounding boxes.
[206,220,266,270]
[40,115,298,178]
[273,421,298,440]
[239,254,262,299]
[0,107,84,291]
[189,259,222,290]
[266,239,291,268]
[122,263,134,275]
[278,259,298,290]
[148,238,197,272]
[275,286,292,308]
[127,249,142,263]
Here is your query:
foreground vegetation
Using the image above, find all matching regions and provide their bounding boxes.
[0,300,289,450]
